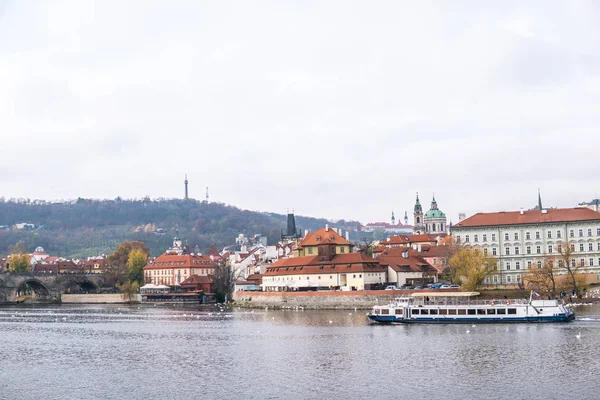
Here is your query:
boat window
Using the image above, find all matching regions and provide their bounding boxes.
[457,309,466,315]
[508,308,517,315]
[486,309,496,315]
[374,309,380,314]
[381,309,389,315]
[467,309,476,315]
[395,309,402,315]
[421,309,429,315]
[497,308,506,314]
[448,309,456,315]
[412,309,420,315]
[477,309,486,315]
[429,309,438,315]
[439,309,448,315]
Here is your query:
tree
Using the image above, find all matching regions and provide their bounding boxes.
[448,247,497,291]
[126,248,148,285]
[556,240,582,295]
[106,241,149,286]
[358,238,375,257]
[8,243,30,273]
[211,259,239,303]
[117,280,139,302]
[525,257,558,298]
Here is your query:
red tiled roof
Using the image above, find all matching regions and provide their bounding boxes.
[453,208,600,228]
[207,245,220,257]
[377,247,437,274]
[299,227,352,247]
[181,274,213,285]
[264,252,384,276]
[144,253,217,270]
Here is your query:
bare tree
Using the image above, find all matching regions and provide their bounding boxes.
[556,240,581,295]
[525,257,558,298]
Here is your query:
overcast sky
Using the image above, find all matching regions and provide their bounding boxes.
[1,1,599,224]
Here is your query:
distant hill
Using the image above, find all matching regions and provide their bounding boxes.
[0,198,361,258]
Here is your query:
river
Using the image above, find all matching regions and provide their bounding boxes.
[0,303,599,400]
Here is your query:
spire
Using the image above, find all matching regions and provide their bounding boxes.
[538,189,543,210]
[391,211,396,225]
[414,192,422,213]
[431,194,438,210]
[404,211,408,225]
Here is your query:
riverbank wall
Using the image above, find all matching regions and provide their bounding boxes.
[61,294,141,304]
[232,289,537,310]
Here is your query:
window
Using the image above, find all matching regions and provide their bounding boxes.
[483,234,487,242]
[308,247,313,255]
[557,244,562,252]
[570,230,574,238]
[483,248,488,256]
[598,243,600,251]
[548,245,553,254]
[527,261,532,268]
[547,231,552,239]
[492,248,497,256]
[579,229,583,237]
[514,233,519,240]
[537,261,542,269]
[589,243,593,252]
[588,228,593,237]
[505,247,510,255]
[526,232,531,240]
[353,274,356,278]
[456,235,461,243]
[474,235,478,243]
[506,262,511,270]
[557,230,562,238]
[535,232,540,239]
[536,246,541,254]
[559,259,564,268]
[340,246,345,253]
[515,262,520,270]
[508,308,517,315]
[526,246,531,254]
[492,233,496,241]
[465,235,470,243]
[493,275,498,283]
[507,275,512,282]
[597,228,600,236]
[514,247,520,255]
[504,233,509,241]
[571,259,576,267]
[590,259,594,266]
[580,259,585,267]
[580,244,584,252]
[571,244,575,251]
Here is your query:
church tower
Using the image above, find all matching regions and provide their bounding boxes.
[391,211,396,225]
[413,193,424,234]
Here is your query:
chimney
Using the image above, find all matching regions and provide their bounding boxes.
[325,224,329,232]
[402,250,409,259]
[417,244,422,252]
[345,231,350,241]
[304,229,309,237]
[520,209,524,215]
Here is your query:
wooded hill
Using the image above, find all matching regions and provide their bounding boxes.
[0,198,361,258]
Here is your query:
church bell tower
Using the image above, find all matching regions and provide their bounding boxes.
[413,193,424,234]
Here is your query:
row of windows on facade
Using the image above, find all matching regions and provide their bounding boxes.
[306,246,347,255]
[146,269,211,276]
[480,242,600,256]
[500,257,600,270]
[268,273,382,280]
[457,228,600,244]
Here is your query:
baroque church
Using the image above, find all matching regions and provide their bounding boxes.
[413,194,448,235]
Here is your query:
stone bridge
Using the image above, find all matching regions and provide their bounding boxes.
[0,273,106,304]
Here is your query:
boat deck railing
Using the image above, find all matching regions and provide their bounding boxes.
[407,299,531,307]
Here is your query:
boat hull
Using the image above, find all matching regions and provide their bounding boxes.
[368,312,575,324]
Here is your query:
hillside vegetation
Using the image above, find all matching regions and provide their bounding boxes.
[0,198,360,258]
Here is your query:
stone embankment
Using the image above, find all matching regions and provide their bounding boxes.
[61,294,141,304]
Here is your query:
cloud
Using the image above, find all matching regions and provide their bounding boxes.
[1,1,599,223]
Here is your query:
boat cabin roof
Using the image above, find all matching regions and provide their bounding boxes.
[411,291,479,298]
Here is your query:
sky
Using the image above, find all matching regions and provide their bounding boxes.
[1,1,600,224]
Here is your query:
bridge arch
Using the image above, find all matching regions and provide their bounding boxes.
[16,279,51,301]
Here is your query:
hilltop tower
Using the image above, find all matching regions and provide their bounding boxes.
[413,193,424,234]
[184,174,189,200]
[281,210,301,240]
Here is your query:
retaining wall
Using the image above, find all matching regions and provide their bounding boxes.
[61,294,141,304]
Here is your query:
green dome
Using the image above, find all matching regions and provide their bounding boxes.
[424,209,446,219]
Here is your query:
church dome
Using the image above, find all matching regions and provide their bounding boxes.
[424,209,446,219]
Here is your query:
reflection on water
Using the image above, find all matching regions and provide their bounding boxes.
[1,303,599,400]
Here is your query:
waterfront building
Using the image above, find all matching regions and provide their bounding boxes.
[294,225,352,257]
[83,257,106,274]
[451,207,600,287]
[29,247,50,265]
[143,232,217,286]
[377,247,438,287]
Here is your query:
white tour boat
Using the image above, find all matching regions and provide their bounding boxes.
[367,291,575,324]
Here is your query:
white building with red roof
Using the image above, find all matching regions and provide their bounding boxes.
[451,206,600,287]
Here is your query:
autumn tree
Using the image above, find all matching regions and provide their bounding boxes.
[8,243,31,273]
[358,238,375,257]
[211,259,240,303]
[117,280,140,302]
[105,241,149,287]
[525,257,558,298]
[126,248,148,285]
[448,247,497,291]
[556,240,582,295]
